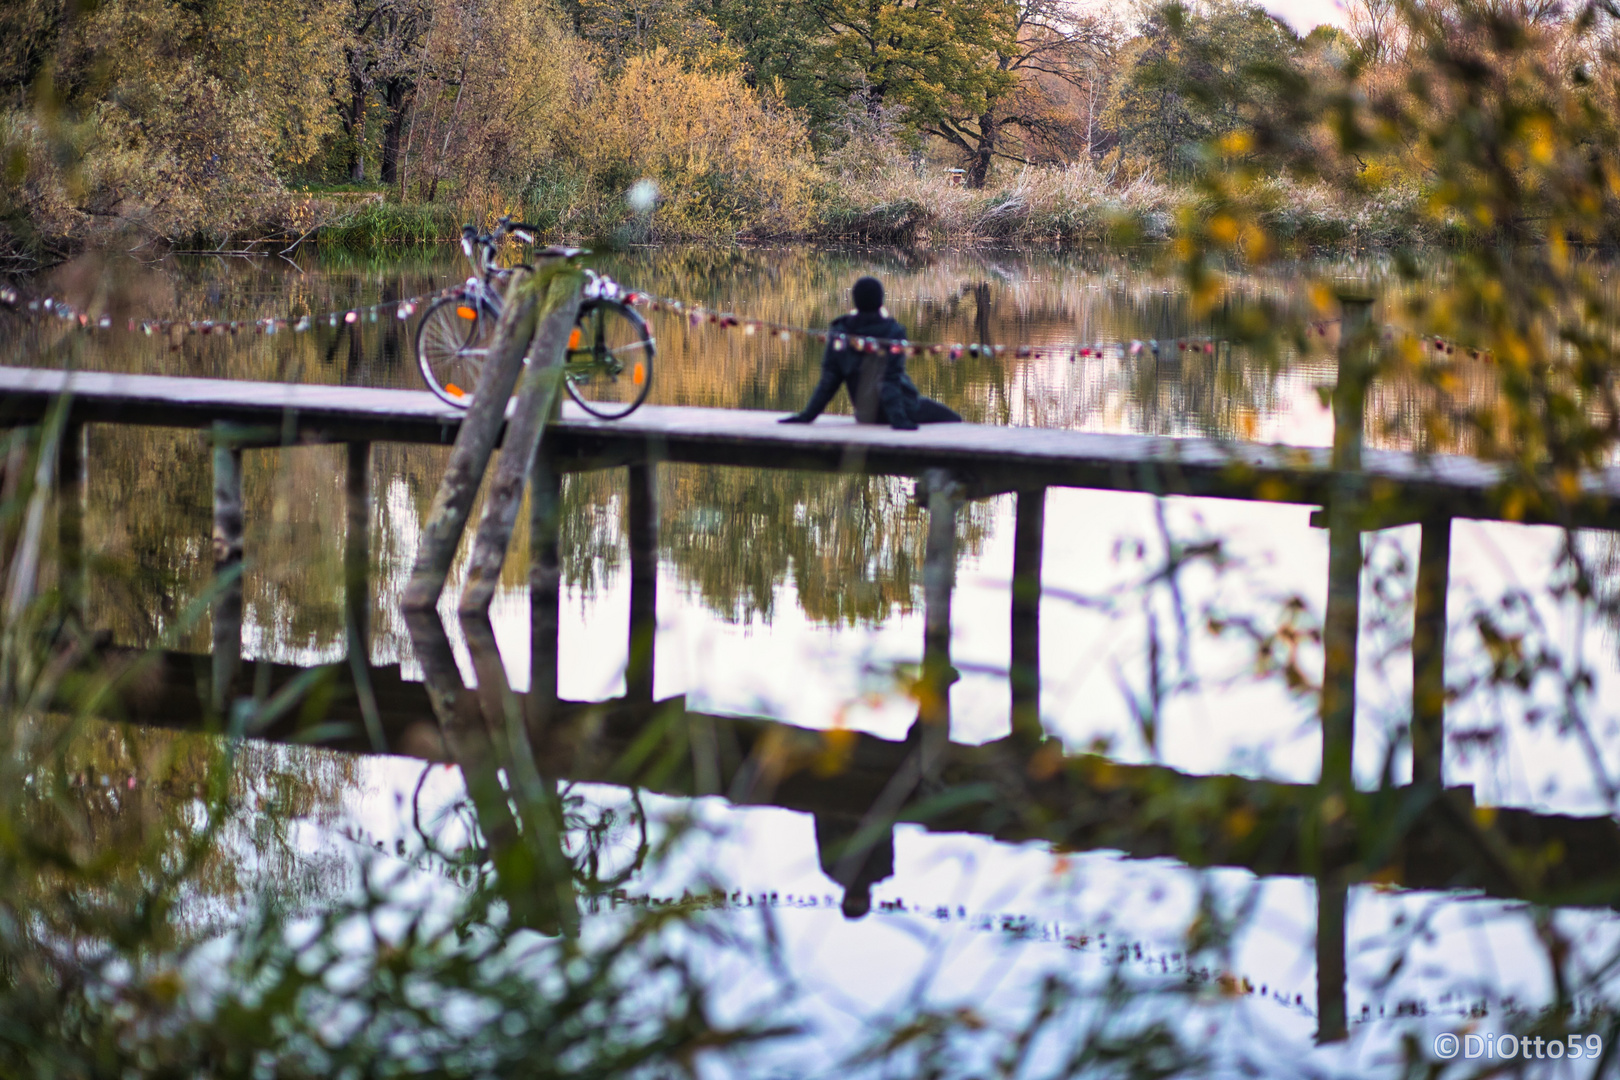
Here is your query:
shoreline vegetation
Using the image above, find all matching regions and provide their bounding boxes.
[90,162,1437,254]
[0,0,1557,267]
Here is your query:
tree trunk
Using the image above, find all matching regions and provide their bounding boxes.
[379,78,413,186]
[966,114,996,189]
[345,73,367,183]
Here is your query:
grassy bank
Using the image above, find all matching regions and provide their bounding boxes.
[167,164,1438,255]
[0,158,1446,263]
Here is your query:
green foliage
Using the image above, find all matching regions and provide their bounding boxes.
[1103,0,1301,181]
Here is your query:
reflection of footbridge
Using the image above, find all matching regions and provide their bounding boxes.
[8,295,1620,1040]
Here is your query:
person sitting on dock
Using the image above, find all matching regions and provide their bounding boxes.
[778,276,962,431]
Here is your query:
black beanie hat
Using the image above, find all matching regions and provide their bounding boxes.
[852,276,884,313]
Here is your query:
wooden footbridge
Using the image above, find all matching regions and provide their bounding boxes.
[7,294,1620,1040]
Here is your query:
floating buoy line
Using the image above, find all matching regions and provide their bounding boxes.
[0,282,1496,364]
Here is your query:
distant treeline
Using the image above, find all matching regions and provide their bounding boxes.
[0,0,1615,258]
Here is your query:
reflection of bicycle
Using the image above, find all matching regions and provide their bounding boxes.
[415,217,655,419]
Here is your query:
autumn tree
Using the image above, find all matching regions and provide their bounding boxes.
[919,0,1120,186]
[398,0,573,202]
[561,0,732,66]
[339,0,434,184]
[1103,0,1300,179]
[788,0,1018,171]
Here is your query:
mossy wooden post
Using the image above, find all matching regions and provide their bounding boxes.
[58,421,86,626]
[346,440,385,751]
[211,424,244,714]
[921,468,963,731]
[1412,512,1452,785]
[1010,487,1045,743]
[528,454,563,740]
[457,265,585,616]
[1321,295,1374,798]
[403,267,552,613]
[626,462,658,703]
[1316,875,1348,1043]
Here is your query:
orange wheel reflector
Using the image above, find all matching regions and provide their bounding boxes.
[456,306,478,321]
[445,383,465,398]
[568,328,582,349]
[632,362,646,386]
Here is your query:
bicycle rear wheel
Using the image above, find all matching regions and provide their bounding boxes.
[563,299,654,420]
[416,296,497,407]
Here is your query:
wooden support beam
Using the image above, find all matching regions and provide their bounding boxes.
[921,468,963,731]
[1412,512,1452,786]
[210,426,244,714]
[403,268,550,612]
[344,442,371,653]
[458,269,585,616]
[1321,296,1373,795]
[1316,875,1348,1043]
[58,422,86,626]
[528,454,563,740]
[626,462,658,703]
[1010,488,1045,743]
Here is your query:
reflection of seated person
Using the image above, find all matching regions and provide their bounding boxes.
[779,276,962,431]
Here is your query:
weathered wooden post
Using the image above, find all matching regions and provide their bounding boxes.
[1010,487,1045,743]
[1411,511,1452,785]
[211,423,244,714]
[920,468,963,730]
[528,454,563,740]
[58,421,86,626]
[457,264,585,616]
[1316,874,1348,1043]
[1321,295,1374,798]
[625,462,658,703]
[404,264,568,613]
[345,440,385,751]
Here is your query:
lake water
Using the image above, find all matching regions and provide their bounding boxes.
[7,244,1619,1076]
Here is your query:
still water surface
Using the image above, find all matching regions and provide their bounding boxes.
[9,245,1620,1074]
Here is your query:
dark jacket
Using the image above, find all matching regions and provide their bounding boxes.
[797,311,921,428]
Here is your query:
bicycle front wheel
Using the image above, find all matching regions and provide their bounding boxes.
[416,296,497,407]
[563,299,654,420]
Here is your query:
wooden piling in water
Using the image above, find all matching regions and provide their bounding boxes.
[626,462,658,703]
[1010,487,1045,743]
[210,424,244,713]
[1321,296,1374,795]
[457,267,585,616]
[1412,512,1452,785]
[921,468,963,730]
[528,454,562,740]
[1316,874,1348,1043]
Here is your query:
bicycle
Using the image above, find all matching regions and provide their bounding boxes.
[414,217,655,420]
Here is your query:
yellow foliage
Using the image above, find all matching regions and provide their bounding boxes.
[557,48,816,239]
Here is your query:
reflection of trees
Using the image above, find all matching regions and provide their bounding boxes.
[554,465,992,627]
[19,719,357,936]
[89,426,214,654]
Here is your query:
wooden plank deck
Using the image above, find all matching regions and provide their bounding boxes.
[3,365,1617,526]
